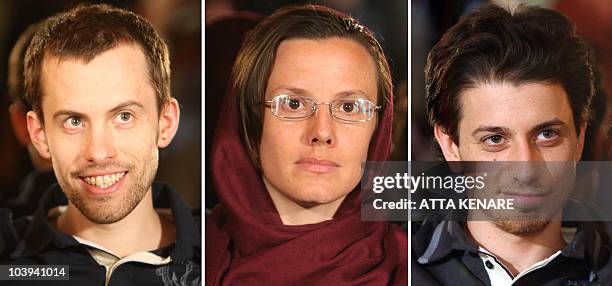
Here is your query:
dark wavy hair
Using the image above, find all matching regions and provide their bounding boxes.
[425,3,594,143]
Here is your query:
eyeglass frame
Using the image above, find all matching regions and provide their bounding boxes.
[262,94,382,123]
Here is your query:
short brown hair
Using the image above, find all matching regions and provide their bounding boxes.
[24,4,171,119]
[233,4,393,169]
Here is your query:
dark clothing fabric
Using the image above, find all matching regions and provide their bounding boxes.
[412,202,612,285]
[1,170,56,219]
[0,182,201,286]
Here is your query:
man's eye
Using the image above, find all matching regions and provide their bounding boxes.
[62,116,84,132]
[483,135,505,145]
[118,112,132,122]
[537,129,558,140]
[65,117,83,127]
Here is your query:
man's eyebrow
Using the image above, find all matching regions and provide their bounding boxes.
[53,110,86,119]
[530,118,569,132]
[108,101,145,114]
[52,101,145,120]
[470,119,569,137]
[471,126,513,137]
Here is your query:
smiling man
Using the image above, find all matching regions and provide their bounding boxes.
[0,4,200,286]
[412,3,612,285]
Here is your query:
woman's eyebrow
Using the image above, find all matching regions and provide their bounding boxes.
[268,86,309,96]
[268,86,371,100]
[335,90,368,98]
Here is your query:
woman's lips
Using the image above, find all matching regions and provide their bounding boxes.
[295,158,340,173]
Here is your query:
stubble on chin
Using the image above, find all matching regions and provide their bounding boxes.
[58,156,157,225]
[494,220,550,235]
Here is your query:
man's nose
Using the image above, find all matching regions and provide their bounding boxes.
[513,141,544,162]
[83,125,117,163]
[305,105,336,147]
[508,141,545,184]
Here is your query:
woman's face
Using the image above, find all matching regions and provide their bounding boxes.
[259,37,378,207]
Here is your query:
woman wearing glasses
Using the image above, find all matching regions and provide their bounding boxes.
[206,4,407,285]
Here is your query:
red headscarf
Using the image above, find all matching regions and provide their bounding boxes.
[205,41,407,286]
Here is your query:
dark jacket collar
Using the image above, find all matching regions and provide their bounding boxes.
[11,182,200,262]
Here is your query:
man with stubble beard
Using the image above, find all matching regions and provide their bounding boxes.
[412,3,612,285]
[0,4,200,286]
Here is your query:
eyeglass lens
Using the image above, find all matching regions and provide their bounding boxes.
[270,95,377,122]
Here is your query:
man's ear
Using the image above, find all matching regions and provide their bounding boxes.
[434,124,461,161]
[9,103,30,146]
[26,111,51,159]
[157,98,180,148]
[575,121,587,161]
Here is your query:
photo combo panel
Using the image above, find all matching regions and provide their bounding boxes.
[205,1,409,285]
[0,1,202,285]
[410,1,612,285]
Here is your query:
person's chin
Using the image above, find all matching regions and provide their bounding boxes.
[293,185,348,205]
[494,220,550,235]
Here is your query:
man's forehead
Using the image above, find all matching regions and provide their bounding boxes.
[458,81,575,131]
[41,43,148,76]
[39,43,155,115]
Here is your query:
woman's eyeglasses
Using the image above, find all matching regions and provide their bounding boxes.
[263,94,381,123]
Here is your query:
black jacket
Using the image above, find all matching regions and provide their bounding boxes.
[1,170,56,219]
[0,182,201,286]
[412,202,612,285]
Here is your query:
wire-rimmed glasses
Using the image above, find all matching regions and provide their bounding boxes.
[263,94,381,123]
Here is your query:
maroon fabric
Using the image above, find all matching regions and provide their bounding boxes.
[206,81,407,285]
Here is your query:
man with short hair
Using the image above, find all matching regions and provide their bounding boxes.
[412,3,612,285]
[0,4,200,285]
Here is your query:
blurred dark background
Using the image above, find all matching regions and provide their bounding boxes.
[411,0,611,162]
[0,0,201,211]
[205,0,408,209]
